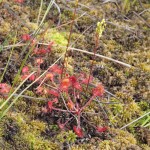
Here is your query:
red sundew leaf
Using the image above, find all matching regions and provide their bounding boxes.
[47,101,53,112]
[92,84,104,96]
[0,83,11,94]
[41,107,48,113]
[53,98,58,103]
[69,76,82,91]
[81,75,93,84]
[48,41,54,49]
[37,49,47,55]
[47,42,54,52]
[47,98,58,112]
[67,99,75,110]
[15,0,24,3]
[36,87,43,94]
[73,82,82,91]
[43,88,49,95]
[29,74,36,81]
[69,76,77,84]
[36,58,44,65]
[34,48,50,55]
[21,74,29,80]
[33,48,39,54]
[22,34,30,41]
[62,78,71,85]
[58,123,65,130]
[31,39,37,45]
[48,89,59,97]
[22,66,29,74]
[45,73,54,81]
[73,126,83,138]
[59,78,71,91]
[49,64,62,74]
[96,126,108,132]
[59,85,68,92]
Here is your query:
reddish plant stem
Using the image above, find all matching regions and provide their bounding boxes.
[80,95,95,112]
[77,112,81,128]
[52,107,76,113]
[85,33,99,93]
[61,0,78,79]
[63,116,74,126]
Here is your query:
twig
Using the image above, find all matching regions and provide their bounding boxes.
[67,47,132,68]
[36,42,131,67]
[3,93,48,101]
[106,21,136,33]
[137,0,144,10]
[53,1,61,26]
[96,98,109,121]
[133,11,150,28]
[139,8,150,15]
[37,0,43,25]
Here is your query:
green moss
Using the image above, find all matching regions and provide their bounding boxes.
[71,144,97,150]
[44,28,68,54]
[2,113,60,150]
[0,22,11,35]
[138,101,150,111]
[140,144,150,150]
[23,132,59,150]
[99,128,137,149]
[109,97,141,127]
[56,130,77,143]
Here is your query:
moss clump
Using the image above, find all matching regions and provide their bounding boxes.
[71,144,97,150]
[0,21,11,36]
[140,144,150,150]
[0,116,30,150]
[19,115,59,150]
[56,130,77,144]
[23,132,59,150]
[44,28,68,54]
[63,56,74,75]
[109,100,141,127]
[99,128,138,150]
[0,113,60,150]
[44,29,67,46]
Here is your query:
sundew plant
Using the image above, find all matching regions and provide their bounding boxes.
[0,0,149,149]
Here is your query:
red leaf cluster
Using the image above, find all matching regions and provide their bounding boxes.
[96,126,108,132]
[59,78,71,91]
[22,66,29,74]
[73,126,83,138]
[21,66,36,81]
[92,84,105,96]
[45,73,54,81]
[49,64,62,74]
[0,83,11,95]
[36,58,44,66]
[81,74,93,85]
[47,98,58,112]
[69,76,82,91]
[67,99,75,110]
[48,89,59,97]
[22,34,30,41]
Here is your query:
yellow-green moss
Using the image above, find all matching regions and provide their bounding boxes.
[56,130,77,143]
[99,128,137,149]
[5,113,60,150]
